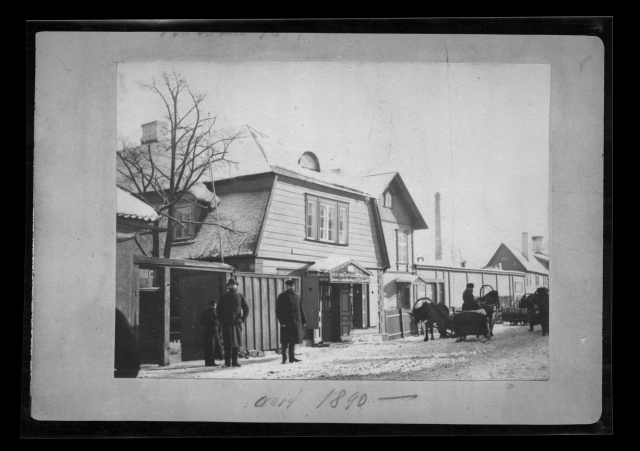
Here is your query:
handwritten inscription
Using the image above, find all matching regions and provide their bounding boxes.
[316,389,368,410]
[254,390,417,410]
[254,389,301,409]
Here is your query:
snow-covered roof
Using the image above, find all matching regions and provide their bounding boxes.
[502,244,549,275]
[116,187,159,222]
[170,188,272,260]
[417,259,526,275]
[352,172,397,197]
[188,181,220,207]
[394,275,429,284]
[533,253,549,263]
[307,256,373,275]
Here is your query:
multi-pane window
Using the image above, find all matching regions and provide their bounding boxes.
[384,190,393,208]
[305,194,349,245]
[319,203,336,242]
[306,199,317,240]
[173,204,195,240]
[338,206,348,244]
[397,230,408,264]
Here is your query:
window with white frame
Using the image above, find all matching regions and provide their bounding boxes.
[305,194,349,245]
[173,203,196,240]
[383,190,393,208]
[397,230,408,264]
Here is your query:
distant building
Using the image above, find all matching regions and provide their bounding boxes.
[484,233,549,294]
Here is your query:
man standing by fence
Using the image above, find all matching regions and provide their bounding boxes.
[200,300,223,367]
[276,279,307,364]
[217,278,250,368]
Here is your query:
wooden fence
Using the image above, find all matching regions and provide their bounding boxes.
[234,273,299,352]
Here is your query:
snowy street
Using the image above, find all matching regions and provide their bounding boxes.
[138,323,549,380]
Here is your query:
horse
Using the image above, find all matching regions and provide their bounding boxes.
[409,298,456,342]
[523,287,549,336]
[476,285,501,337]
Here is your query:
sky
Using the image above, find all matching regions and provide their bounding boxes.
[117,62,550,269]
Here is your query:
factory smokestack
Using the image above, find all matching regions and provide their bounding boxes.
[435,192,442,260]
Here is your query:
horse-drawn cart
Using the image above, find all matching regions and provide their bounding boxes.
[452,285,500,342]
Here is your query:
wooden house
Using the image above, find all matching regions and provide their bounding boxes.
[484,233,549,294]
[128,123,430,347]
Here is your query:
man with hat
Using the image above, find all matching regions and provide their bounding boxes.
[276,279,307,364]
[216,278,250,368]
[462,283,482,311]
[199,299,223,367]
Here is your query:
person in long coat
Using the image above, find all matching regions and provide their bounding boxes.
[462,283,482,312]
[200,300,223,366]
[275,279,307,364]
[216,278,250,367]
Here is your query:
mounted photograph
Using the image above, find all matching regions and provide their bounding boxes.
[114,60,550,381]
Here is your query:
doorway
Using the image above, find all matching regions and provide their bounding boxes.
[352,284,369,328]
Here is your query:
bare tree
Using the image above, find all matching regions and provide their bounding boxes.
[117,70,243,258]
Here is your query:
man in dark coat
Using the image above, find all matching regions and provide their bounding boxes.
[276,279,307,364]
[200,299,223,367]
[216,278,250,368]
[462,283,482,311]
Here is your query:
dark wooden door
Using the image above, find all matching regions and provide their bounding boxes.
[362,284,369,327]
[138,289,164,364]
[340,285,352,338]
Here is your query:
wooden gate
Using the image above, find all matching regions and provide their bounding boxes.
[234,273,300,352]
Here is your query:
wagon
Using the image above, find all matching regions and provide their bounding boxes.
[501,307,529,325]
[452,311,490,342]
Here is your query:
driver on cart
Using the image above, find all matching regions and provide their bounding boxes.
[462,283,483,312]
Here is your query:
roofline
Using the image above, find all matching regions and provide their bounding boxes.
[389,173,428,230]
[254,174,278,258]
[485,243,549,275]
[414,263,527,276]
[371,198,391,270]
[271,166,372,197]
[134,255,234,272]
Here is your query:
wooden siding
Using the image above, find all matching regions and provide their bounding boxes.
[378,181,414,226]
[451,272,468,309]
[381,221,413,271]
[257,176,384,268]
[497,274,512,305]
[481,273,498,293]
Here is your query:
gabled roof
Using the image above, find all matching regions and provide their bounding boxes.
[488,243,549,275]
[357,172,428,230]
[116,187,159,222]
[307,256,372,275]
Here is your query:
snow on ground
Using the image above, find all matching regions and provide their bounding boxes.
[139,323,549,381]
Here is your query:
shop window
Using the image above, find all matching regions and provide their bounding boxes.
[305,194,349,245]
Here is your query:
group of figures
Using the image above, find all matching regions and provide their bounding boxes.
[200,278,307,368]
[409,284,550,343]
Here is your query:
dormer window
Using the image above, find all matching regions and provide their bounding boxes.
[298,152,320,172]
[173,203,196,240]
[383,190,393,208]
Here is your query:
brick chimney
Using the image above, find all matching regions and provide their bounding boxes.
[522,232,529,261]
[141,121,169,144]
[460,260,466,268]
[532,236,544,253]
[435,192,442,260]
